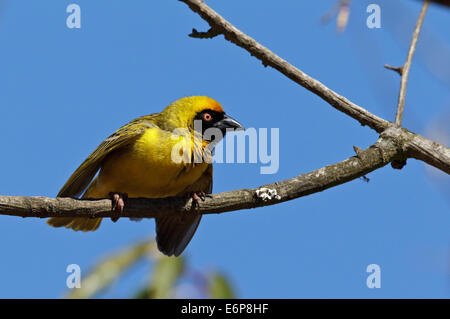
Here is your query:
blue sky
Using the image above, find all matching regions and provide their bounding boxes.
[0,0,448,298]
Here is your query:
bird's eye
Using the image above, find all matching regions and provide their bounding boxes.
[203,113,212,121]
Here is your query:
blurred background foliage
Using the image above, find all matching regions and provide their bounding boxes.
[66,240,235,299]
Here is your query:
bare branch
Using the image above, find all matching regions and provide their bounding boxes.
[2,125,446,219]
[179,0,390,133]
[406,131,450,173]
[384,64,403,76]
[189,27,220,38]
[0,132,405,219]
[394,0,430,125]
[180,0,450,174]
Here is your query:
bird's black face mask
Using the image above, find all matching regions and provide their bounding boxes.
[194,110,244,142]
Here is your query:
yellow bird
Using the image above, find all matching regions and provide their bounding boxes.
[47,96,243,256]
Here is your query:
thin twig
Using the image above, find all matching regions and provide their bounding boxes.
[189,27,220,38]
[384,64,403,76]
[394,0,430,125]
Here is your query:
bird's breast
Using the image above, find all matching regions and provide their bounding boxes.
[85,128,209,198]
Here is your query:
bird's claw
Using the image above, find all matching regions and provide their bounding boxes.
[109,192,128,222]
[186,192,209,212]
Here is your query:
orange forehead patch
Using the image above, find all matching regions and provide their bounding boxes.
[205,97,224,113]
[190,96,224,113]
[163,96,226,120]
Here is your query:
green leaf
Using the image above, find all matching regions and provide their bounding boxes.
[208,272,235,299]
[150,256,185,299]
[66,240,155,299]
[133,286,155,299]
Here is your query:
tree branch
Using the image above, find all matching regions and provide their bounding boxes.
[384,64,403,76]
[180,0,450,174]
[0,131,404,219]
[394,0,429,125]
[406,131,450,173]
[180,0,390,134]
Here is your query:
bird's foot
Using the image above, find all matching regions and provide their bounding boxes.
[186,191,210,211]
[109,192,128,222]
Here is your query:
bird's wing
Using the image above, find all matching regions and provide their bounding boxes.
[156,164,213,257]
[58,114,159,198]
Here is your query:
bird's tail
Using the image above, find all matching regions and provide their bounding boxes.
[155,214,202,257]
[47,217,102,231]
[48,176,103,231]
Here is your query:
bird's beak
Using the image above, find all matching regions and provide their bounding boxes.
[213,114,244,132]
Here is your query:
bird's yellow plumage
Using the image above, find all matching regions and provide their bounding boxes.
[84,129,209,198]
[47,96,243,256]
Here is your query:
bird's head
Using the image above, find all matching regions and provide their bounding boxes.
[161,96,244,142]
